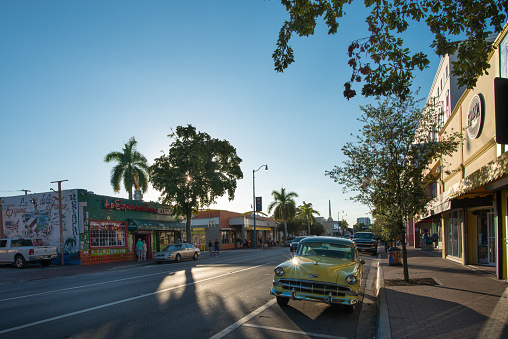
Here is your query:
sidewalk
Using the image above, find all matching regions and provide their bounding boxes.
[377,247,508,339]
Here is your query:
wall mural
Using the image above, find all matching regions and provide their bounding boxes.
[1,189,80,264]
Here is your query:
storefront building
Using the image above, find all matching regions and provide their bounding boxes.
[414,24,508,280]
[1,189,185,265]
[189,210,277,250]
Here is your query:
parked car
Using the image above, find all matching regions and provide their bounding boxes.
[0,238,58,268]
[271,236,364,313]
[289,236,307,252]
[154,243,200,263]
[284,237,295,247]
[352,232,381,255]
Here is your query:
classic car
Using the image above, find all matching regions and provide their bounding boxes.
[154,243,200,263]
[270,236,364,313]
[352,232,381,255]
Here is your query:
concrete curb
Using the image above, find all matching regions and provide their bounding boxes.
[376,262,391,339]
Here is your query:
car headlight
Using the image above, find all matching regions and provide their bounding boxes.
[346,274,358,285]
[274,267,285,276]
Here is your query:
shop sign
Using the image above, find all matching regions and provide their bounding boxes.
[104,199,158,213]
[467,94,484,139]
[103,199,173,215]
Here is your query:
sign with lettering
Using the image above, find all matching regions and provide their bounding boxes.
[467,94,484,139]
[103,199,172,215]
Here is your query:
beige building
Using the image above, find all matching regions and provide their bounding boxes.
[413,24,508,280]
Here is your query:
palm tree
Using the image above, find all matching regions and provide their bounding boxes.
[297,201,320,236]
[268,187,298,244]
[104,137,149,200]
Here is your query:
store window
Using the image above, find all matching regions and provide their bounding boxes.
[446,210,462,258]
[89,221,126,248]
[221,230,230,244]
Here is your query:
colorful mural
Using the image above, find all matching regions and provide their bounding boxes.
[1,189,80,264]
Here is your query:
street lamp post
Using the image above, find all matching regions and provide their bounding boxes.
[253,164,268,249]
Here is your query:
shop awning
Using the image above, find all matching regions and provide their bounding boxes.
[245,227,273,231]
[128,218,186,231]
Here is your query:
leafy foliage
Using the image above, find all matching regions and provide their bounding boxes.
[325,93,461,281]
[268,187,299,244]
[150,125,243,242]
[273,0,508,99]
[104,137,149,200]
[296,201,321,235]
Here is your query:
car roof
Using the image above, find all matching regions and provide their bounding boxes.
[299,236,354,246]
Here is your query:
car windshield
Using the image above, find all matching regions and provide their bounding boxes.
[354,233,374,240]
[297,241,354,260]
[162,245,182,251]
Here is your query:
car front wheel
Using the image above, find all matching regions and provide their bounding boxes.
[15,255,26,269]
[175,254,181,263]
[193,252,198,260]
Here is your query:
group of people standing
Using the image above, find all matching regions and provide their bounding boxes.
[135,238,147,261]
[208,239,220,255]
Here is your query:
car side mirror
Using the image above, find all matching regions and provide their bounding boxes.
[360,259,365,265]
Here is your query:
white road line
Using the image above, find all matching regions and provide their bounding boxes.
[0,258,274,302]
[209,299,276,339]
[0,262,276,335]
[242,324,348,339]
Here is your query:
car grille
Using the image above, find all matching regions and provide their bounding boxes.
[278,279,350,296]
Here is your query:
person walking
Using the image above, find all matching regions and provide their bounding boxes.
[142,240,147,260]
[214,239,220,255]
[208,240,213,255]
[136,238,143,261]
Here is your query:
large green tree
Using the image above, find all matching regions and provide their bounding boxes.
[326,94,461,282]
[296,201,320,235]
[268,187,299,244]
[150,125,243,243]
[104,137,149,200]
[273,0,508,99]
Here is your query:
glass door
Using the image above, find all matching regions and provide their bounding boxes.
[488,213,496,264]
[477,214,489,264]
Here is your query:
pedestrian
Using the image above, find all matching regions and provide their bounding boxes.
[136,238,143,261]
[142,240,147,260]
[208,240,213,255]
[176,238,182,244]
[214,239,220,255]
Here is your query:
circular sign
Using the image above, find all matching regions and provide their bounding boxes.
[467,94,484,139]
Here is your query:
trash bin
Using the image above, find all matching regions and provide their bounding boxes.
[387,247,402,266]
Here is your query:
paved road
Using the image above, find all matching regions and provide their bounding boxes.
[0,248,378,339]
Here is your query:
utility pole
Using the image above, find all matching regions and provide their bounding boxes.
[51,180,68,266]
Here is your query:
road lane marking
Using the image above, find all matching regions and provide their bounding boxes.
[242,324,347,339]
[209,299,276,339]
[0,258,276,302]
[0,261,277,335]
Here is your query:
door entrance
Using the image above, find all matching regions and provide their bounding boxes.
[477,212,496,265]
[135,234,152,260]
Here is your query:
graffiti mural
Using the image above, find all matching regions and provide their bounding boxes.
[1,189,80,264]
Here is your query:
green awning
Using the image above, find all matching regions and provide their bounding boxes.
[128,218,186,231]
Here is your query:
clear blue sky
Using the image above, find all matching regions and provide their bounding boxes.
[0,1,439,227]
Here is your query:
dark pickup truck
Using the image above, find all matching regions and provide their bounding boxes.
[352,232,381,255]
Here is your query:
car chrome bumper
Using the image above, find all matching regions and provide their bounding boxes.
[270,288,359,306]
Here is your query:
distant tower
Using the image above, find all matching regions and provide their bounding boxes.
[327,200,333,222]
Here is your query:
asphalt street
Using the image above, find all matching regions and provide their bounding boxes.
[0,248,378,339]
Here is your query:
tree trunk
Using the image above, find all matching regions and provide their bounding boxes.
[307,221,311,235]
[186,213,192,244]
[399,221,410,282]
[283,221,288,244]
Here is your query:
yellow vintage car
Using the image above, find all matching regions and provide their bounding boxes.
[270,236,365,313]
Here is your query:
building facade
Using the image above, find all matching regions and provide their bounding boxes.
[1,189,185,265]
[414,25,508,280]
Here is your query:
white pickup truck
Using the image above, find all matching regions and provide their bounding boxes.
[0,238,58,268]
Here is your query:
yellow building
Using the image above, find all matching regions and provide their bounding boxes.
[415,25,508,280]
